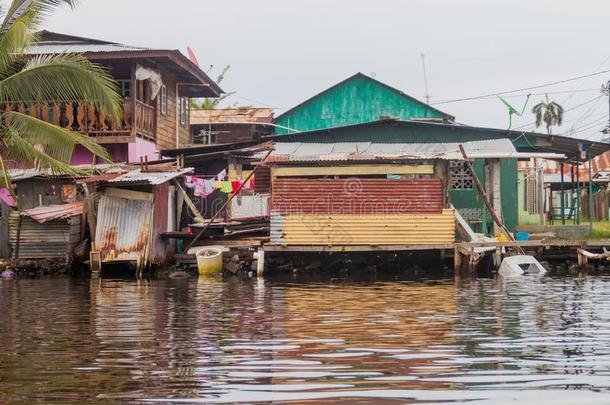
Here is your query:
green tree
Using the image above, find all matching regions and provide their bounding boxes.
[532,95,564,134]
[0,0,121,190]
[190,65,236,109]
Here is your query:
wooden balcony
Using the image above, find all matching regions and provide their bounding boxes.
[4,98,156,144]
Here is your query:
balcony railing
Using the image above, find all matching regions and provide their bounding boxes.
[3,98,156,144]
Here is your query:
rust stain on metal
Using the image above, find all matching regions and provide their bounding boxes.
[272,178,443,215]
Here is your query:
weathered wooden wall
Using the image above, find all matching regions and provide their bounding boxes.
[155,66,190,150]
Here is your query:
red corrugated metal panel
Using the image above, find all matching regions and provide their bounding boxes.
[255,166,271,193]
[272,178,442,215]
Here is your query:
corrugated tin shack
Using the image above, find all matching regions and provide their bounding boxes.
[91,167,192,271]
[0,165,116,262]
[265,139,546,249]
[8,203,84,261]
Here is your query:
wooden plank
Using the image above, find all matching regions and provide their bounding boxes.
[104,187,153,202]
[92,135,136,144]
[263,244,456,253]
[271,164,434,177]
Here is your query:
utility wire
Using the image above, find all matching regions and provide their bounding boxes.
[431,69,610,105]
[512,95,604,131]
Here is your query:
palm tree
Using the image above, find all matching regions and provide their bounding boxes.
[0,0,121,191]
[190,65,236,109]
[532,95,564,134]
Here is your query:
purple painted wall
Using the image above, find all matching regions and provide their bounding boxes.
[70,138,159,165]
[70,144,127,165]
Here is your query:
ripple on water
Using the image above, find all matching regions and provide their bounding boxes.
[3,275,610,403]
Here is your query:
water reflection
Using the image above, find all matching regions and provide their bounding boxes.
[1,274,610,403]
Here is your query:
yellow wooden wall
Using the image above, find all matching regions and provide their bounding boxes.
[275,209,455,245]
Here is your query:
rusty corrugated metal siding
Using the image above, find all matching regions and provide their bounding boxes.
[272,178,442,215]
[270,210,455,245]
[94,194,153,264]
[8,211,81,259]
[254,165,271,193]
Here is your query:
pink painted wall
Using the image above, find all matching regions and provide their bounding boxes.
[128,137,159,163]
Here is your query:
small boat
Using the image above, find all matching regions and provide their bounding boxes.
[498,255,547,277]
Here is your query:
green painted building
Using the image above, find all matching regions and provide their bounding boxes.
[273,74,609,234]
[274,73,454,135]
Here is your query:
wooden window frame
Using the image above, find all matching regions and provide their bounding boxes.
[179,97,188,126]
[160,85,167,116]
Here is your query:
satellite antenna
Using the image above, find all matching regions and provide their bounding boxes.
[498,95,531,129]
[421,53,430,104]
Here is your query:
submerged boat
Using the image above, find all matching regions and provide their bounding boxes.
[498,255,547,277]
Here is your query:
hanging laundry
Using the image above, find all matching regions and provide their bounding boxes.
[185,176,195,188]
[220,181,233,193]
[231,180,244,194]
[0,188,16,207]
[217,169,227,181]
[203,179,216,196]
[215,180,223,190]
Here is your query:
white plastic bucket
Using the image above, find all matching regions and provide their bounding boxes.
[196,247,223,276]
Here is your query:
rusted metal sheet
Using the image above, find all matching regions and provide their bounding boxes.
[8,211,81,259]
[94,193,153,265]
[270,209,455,246]
[272,178,443,215]
[20,202,84,224]
[254,165,271,193]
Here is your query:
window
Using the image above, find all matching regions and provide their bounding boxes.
[160,85,167,115]
[118,80,131,98]
[450,161,474,190]
[179,97,188,126]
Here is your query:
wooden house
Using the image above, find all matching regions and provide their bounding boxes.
[274,72,454,135]
[265,140,525,249]
[190,108,274,144]
[271,119,605,234]
[22,31,222,165]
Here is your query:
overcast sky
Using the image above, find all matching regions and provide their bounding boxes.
[46,0,610,140]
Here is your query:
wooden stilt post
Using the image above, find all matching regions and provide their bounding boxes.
[454,246,463,273]
[256,248,265,277]
[458,145,515,243]
[560,163,566,225]
[491,158,503,237]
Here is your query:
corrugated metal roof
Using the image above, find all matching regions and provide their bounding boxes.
[108,168,193,185]
[191,108,274,125]
[21,202,84,224]
[25,43,148,55]
[8,164,119,181]
[266,139,518,163]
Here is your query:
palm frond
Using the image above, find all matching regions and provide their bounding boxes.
[0,11,36,78]
[0,52,122,119]
[1,0,76,33]
[5,111,111,164]
[1,126,76,174]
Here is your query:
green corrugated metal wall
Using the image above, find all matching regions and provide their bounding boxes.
[275,74,446,135]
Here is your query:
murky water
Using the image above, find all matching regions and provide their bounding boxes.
[2,273,610,404]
